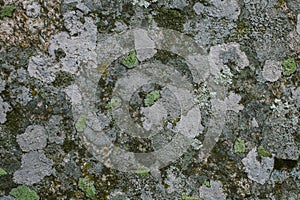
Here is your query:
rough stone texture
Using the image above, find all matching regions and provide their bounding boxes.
[0,97,11,124]
[16,125,48,152]
[242,148,274,184]
[25,2,41,18]
[262,60,283,82]
[0,78,5,93]
[45,115,65,144]
[0,0,299,199]
[199,180,227,200]
[13,150,54,185]
[0,196,16,200]
[297,14,300,35]
[193,1,240,20]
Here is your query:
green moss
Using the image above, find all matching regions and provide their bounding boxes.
[257,146,271,157]
[0,167,7,175]
[135,167,150,176]
[144,90,160,106]
[234,138,246,153]
[282,58,297,76]
[0,5,15,18]
[75,115,87,132]
[122,50,138,68]
[78,177,96,198]
[105,96,122,110]
[9,186,39,200]
[182,193,203,200]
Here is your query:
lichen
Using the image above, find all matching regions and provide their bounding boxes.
[182,193,203,200]
[78,177,96,198]
[9,186,39,200]
[105,96,122,110]
[135,167,150,176]
[121,50,138,68]
[0,5,15,18]
[144,90,160,106]
[234,138,246,153]
[258,146,271,157]
[75,115,87,132]
[0,167,7,175]
[282,58,297,76]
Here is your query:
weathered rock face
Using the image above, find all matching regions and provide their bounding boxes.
[0,0,299,199]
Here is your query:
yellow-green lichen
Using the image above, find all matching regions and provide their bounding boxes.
[105,96,122,110]
[144,90,160,106]
[282,58,297,76]
[78,177,96,198]
[0,5,15,18]
[257,146,271,157]
[122,50,138,68]
[9,186,39,200]
[0,167,7,175]
[182,193,203,200]
[234,138,246,153]
[75,115,87,132]
[135,167,150,176]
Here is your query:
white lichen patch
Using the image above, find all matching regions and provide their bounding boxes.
[242,148,274,184]
[262,60,282,82]
[16,125,48,152]
[199,180,227,200]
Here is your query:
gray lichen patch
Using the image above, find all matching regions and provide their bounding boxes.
[262,60,283,82]
[199,180,227,200]
[0,97,11,124]
[16,125,48,152]
[13,150,54,185]
[27,53,58,83]
[193,0,240,21]
[242,148,274,185]
[208,43,249,80]
[45,115,65,145]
